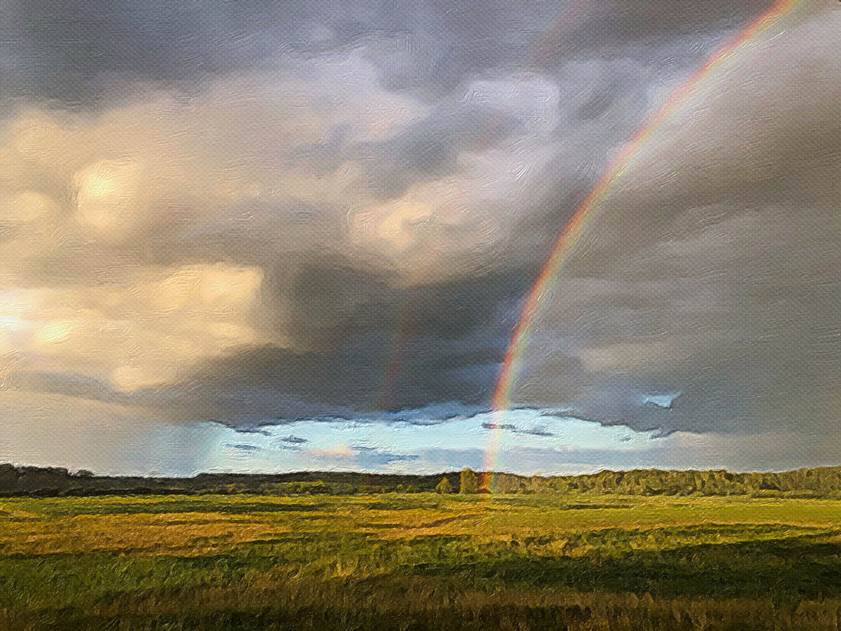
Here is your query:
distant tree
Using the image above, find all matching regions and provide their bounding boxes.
[459,468,479,494]
[435,477,453,494]
[74,469,94,478]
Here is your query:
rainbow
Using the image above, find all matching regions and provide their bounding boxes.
[482,0,800,484]
[376,2,587,411]
[377,297,416,410]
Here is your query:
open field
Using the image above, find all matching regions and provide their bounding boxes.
[3,493,841,629]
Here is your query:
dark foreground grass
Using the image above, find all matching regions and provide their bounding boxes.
[2,493,841,629]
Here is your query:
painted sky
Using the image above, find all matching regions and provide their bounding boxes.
[1,1,840,475]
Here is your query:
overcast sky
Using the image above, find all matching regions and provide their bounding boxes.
[1,0,839,475]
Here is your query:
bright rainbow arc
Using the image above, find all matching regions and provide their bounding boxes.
[482,0,800,482]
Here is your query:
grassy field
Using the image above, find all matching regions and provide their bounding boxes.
[3,493,841,629]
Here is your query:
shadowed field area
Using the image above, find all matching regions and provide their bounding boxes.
[3,494,841,629]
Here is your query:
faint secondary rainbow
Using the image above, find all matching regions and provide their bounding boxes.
[482,0,800,482]
[377,296,417,410]
[377,1,587,411]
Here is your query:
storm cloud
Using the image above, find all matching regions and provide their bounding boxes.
[1,0,838,472]
[511,7,841,438]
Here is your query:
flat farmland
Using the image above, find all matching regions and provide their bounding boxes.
[2,493,841,629]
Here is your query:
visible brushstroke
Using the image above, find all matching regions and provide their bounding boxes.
[485,0,800,485]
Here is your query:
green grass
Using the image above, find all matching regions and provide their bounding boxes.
[2,493,841,629]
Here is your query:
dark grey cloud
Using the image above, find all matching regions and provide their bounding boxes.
[521,426,554,438]
[225,425,272,437]
[5,0,838,477]
[482,422,517,432]
[225,443,261,452]
[2,0,774,110]
[279,435,309,445]
[542,1,775,61]
[1,0,370,109]
[352,446,419,467]
[141,331,499,422]
[481,422,554,437]
[351,105,523,199]
[2,370,120,404]
[508,6,841,439]
[360,0,776,100]
[101,256,530,422]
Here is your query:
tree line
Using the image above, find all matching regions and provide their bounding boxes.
[5,462,841,497]
[450,466,841,497]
